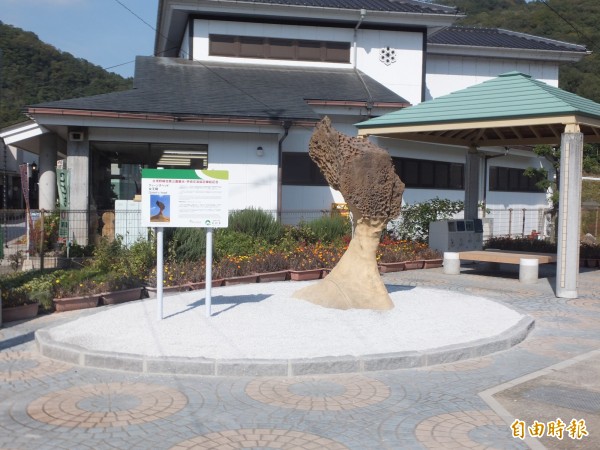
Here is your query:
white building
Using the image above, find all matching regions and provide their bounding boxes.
[3,0,589,241]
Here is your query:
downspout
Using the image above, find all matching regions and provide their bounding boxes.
[277,121,292,222]
[353,9,366,69]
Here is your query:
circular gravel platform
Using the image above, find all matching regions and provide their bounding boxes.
[35,281,534,376]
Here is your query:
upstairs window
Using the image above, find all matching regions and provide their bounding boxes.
[209,34,351,63]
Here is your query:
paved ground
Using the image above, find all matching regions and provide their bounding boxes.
[1,264,599,449]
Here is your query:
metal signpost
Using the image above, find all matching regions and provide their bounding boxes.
[141,169,229,319]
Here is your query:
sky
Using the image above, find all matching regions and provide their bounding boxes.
[1,0,158,78]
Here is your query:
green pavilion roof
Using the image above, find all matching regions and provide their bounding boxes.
[356,72,600,146]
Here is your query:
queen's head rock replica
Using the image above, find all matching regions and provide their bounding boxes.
[293,117,405,310]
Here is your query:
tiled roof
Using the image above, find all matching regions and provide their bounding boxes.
[428,26,588,53]
[200,0,458,14]
[30,57,408,121]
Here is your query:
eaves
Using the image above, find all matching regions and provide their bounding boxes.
[427,43,590,63]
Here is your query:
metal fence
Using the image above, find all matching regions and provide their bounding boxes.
[0,206,579,271]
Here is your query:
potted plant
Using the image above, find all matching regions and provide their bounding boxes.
[99,273,144,305]
[1,287,39,323]
[418,247,443,269]
[287,244,325,281]
[250,249,289,282]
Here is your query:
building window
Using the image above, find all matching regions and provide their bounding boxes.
[282,152,328,186]
[209,34,351,63]
[392,157,464,190]
[489,166,544,192]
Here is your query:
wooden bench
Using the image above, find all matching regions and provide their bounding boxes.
[458,250,556,265]
[445,250,556,283]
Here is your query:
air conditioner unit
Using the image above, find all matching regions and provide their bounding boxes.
[69,131,85,142]
[428,219,485,253]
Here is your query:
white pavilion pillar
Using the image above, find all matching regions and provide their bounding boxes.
[556,124,583,298]
[38,134,58,211]
[464,145,481,220]
[66,128,90,245]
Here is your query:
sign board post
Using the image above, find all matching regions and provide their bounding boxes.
[141,169,229,319]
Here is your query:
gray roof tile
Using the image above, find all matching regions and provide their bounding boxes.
[203,0,458,14]
[31,57,407,121]
[429,26,588,52]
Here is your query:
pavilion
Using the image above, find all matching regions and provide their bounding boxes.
[356,71,600,298]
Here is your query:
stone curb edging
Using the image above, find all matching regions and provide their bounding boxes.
[34,316,534,377]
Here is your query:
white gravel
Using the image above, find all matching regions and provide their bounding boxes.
[47,281,523,360]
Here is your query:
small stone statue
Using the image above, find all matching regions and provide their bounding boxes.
[293,117,405,310]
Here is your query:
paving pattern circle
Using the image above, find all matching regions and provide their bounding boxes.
[518,335,600,360]
[567,298,600,312]
[532,310,600,330]
[0,351,70,382]
[245,375,390,410]
[27,382,187,428]
[426,356,494,372]
[415,410,507,450]
[169,429,349,449]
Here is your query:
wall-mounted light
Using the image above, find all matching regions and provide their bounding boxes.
[256,146,264,157]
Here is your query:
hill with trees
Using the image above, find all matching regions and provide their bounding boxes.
[0,21,132,129]
[436,0,600,103]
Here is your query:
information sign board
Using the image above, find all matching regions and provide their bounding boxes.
[141,169,229,228]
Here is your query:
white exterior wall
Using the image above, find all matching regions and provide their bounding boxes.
[207,131,279,211]
[190,19,424,104]
[426,54,559,100]
[179,22,191,59]
[355,29,423,105]
[89,127,280,212]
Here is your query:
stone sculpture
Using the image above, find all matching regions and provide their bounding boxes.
[293,117,405,310]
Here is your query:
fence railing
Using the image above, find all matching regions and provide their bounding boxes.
[0,206,579,271]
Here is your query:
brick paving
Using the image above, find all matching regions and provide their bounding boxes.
[0,265,599,449]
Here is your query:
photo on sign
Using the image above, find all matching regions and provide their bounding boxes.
[150,194,171,223]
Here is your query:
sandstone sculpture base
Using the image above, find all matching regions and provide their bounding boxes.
[293,215,393,310]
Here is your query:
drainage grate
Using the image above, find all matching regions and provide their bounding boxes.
[522,386,600,414]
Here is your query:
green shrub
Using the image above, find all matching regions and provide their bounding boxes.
[306,214,351,243]
[119,238,155,279]
[390,197,465,242]
[169,228,206,262]
[228,208,283,244]
[277,223,319,251]
[215,229,266,258]
[484,236,557,253]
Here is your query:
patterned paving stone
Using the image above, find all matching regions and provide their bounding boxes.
[169,429,349,449]
[0,351,71,382]
[567,298,600,312]
[27,382,188,429]
[427,356,494,372]
[414,410,511,450]
[531,310,600,330]
[517,336,600,360]
[245,375,390,411]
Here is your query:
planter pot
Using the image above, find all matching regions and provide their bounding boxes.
[145,284,193,298]
[378,262,406,273]
[289,269,323,281]
[100,287,144,305]
[423,258,443,269]
[2,302,39,322]
[258,270,289,283]
[403,260,425,270]
[223,274,258,286]
[189,279,224,290]
[54,294,101,312]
